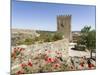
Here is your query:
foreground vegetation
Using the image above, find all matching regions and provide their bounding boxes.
[16,31,63,45]
[77,26,96,58]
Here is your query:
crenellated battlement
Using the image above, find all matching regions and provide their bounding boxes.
[57,15,72,18]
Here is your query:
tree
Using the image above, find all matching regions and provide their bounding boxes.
[77,26,96,58]
[52,32,63,41]
[87,30,96,58]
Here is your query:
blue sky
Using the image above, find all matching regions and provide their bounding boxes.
[12,0,96,31]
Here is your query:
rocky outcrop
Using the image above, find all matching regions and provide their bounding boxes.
[11,39,96,74]
[11,39,69,74]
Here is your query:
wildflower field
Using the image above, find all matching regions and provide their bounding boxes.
[11,39,96,75]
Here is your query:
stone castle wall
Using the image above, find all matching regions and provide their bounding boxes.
[57,15,72,42]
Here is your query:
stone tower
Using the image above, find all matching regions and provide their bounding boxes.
[57,15,72,42]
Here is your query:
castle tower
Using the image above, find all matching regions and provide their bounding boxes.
[57,15,72,42]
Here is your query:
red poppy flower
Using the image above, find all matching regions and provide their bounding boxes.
[20,48,25,51]
[21,63,26,68]
[17,70,24,74]
[53,63,60,68]
[17,71,21,74]
[80,63,84,67]
[88,63,95,69]
[45,57,55,63]
[28,61,33,67]
[48,58,52,62]
[91,64,95,67]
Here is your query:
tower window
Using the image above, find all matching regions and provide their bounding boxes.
[61,24,64,28]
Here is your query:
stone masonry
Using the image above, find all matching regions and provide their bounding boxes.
[57,15,72,42]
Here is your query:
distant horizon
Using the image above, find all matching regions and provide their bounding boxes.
[12,0,96,31]
[12,27,95,32]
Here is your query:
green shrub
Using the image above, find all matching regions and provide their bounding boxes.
[16,32,63,45]
[44,34,53,42]
[17,38,35,45]
[52,32,63,41]
[24,38,35,45]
